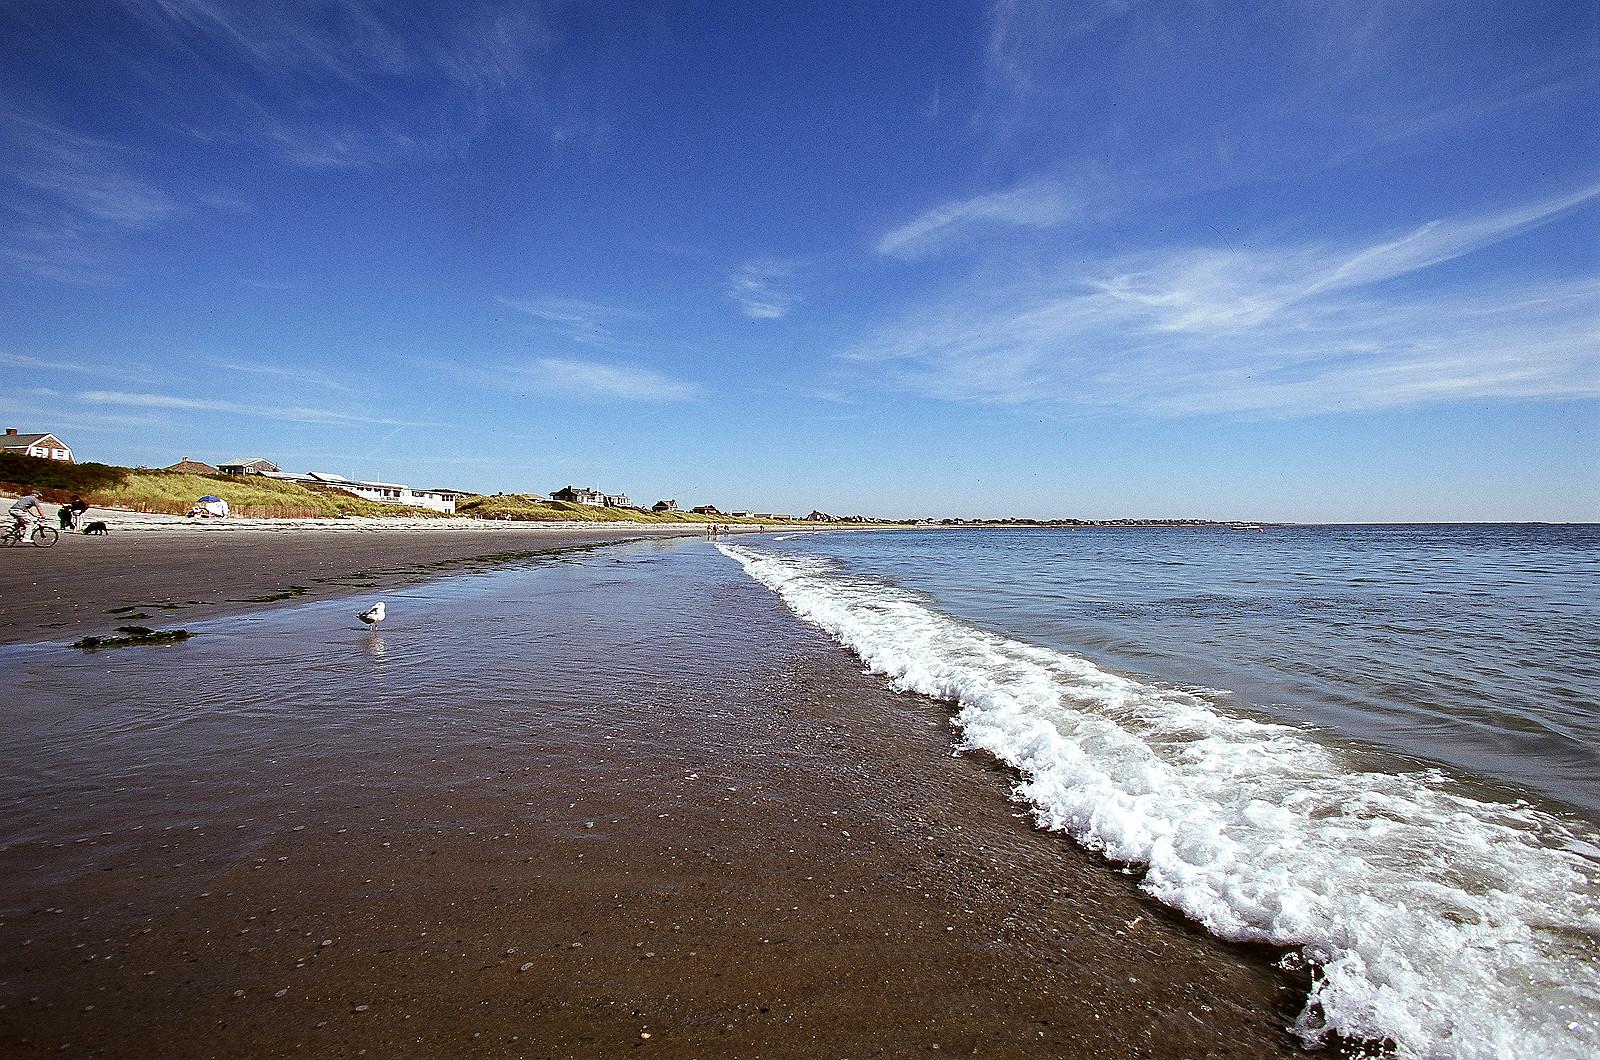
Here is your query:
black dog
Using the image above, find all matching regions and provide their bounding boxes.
[82,521,109,535]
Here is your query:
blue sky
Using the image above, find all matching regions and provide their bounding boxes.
[1,0,1596,521]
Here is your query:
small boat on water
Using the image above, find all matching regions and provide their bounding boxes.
[1229,524,1265,532]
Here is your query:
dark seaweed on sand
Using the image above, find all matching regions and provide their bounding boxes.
[72,627,193,651]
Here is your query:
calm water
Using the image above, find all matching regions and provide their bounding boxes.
[761,524,1600,817]
[722,524,1600,1060]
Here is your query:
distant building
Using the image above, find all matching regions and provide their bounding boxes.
[551,485,605,505]
[551,486,633,508]
[806,510,834,522]
[690,504,720,515]
[730,510,752,518]
[652,499,679,512]
[219,458,281,475]
[262,470,457,514]
[1,428,73,462]
[165,457,219,474]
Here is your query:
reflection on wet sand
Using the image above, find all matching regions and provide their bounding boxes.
[0,539,1303,1059]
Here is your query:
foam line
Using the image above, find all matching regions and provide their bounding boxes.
[720,542,1600,1060]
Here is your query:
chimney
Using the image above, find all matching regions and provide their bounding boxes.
[4,428,17,435]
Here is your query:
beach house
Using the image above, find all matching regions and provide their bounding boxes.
[165,457,219,474]
[261,470,458,513]
[690,504,720,515]
[552,486,634,508]
[2,428,73,462]
[551,485,605,505]
[651,499,679,512]
[219,458,281,475]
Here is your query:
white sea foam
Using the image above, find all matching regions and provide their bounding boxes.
[719,542,1600,1060]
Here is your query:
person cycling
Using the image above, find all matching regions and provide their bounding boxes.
[9,494,46,539]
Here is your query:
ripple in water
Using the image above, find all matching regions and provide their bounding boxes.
[719,534,1600,1060]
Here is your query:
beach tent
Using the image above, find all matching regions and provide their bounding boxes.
[189,495,230,518]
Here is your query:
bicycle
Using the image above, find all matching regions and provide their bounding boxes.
[2,521,58,547]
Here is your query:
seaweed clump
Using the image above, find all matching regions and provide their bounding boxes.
[72,626,193,651]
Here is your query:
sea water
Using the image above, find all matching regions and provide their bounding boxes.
[720,525,1600,1060]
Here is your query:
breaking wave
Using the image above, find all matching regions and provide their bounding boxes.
[719,542,1600,1060]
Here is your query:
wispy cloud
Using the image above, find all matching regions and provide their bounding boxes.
[0,350,157,382]
[728,260,799,319]
[973,0,1592,216]
[876,180,1078,259]
[204,359,356,393]
[120,0,554,167]
[496,295,646,351]
[484,357,699,402]
[77,389,417,426]
[0,111,179,283]
[846,188,1600,416]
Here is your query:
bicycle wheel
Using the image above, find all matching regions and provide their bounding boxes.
[31,526,59,548]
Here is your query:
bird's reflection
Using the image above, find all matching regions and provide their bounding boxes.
[362,631,387,662]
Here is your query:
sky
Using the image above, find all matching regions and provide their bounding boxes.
[1,0,1596,522]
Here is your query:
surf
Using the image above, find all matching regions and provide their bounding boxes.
[718,541,1600,1060]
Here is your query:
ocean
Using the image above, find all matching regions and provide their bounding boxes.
[2,526,1595,1058]
[721,524,1600,1060]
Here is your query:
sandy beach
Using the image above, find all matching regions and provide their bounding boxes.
[0,531,1311,1058]
[0,516,770,646]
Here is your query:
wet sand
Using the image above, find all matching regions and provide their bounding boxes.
[0,524,736,646]
[0,540,1314,1058]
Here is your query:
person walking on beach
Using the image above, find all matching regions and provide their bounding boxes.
[9,494,45,538]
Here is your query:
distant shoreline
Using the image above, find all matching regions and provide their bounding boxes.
[0,524,756,647]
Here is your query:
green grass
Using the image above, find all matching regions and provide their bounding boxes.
[455,494,785,524]
[2,454,827,524]
[0,454,449,519]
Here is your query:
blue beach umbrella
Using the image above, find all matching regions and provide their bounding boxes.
[197,495,222,503]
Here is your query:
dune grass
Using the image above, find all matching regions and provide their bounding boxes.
[455,494,780,524]
[0,455,448,519]
[2,454,817,524]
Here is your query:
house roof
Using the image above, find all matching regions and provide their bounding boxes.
[1,433,63,449]
[166,458,218,474]
[221,457,279,469]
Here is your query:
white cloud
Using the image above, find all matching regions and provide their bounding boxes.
[121,0,554,167]
[496,295,649,352]
[77,390,416,425]
[846,189,1600,416]
[493,357,698,401]
[728,260,798,319]
[876,180,1079,259]
[205,359,356,393]
[0,112,182,283]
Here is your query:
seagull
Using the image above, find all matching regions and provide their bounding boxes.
[358,602,386,625]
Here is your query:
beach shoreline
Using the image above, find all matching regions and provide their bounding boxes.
[0,539,1308,1058]
[0,520,789,646]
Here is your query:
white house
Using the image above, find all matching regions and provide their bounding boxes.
[552,485,634,507]
[552,485,605,505]
[263,470,458,514]
[2,428,72,462]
